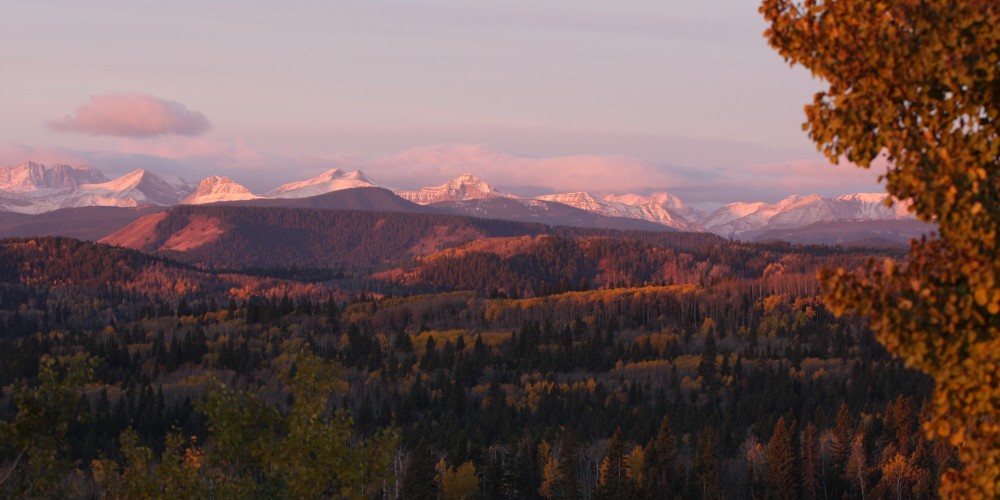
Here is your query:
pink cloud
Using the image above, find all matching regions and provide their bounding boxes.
[741,157,886,192]
[47,93,211,138]
[364,144,677,192]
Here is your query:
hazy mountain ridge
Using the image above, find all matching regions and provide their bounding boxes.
[537,192,702,231]
[430,197,677,232]
[702,193,917,239]
[1,162,922,240]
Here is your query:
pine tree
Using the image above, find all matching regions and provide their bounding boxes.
[800,423,821,500]
[693,426,722,499]
[401,444,440,500]
[598,427,630,499]
[831,402,853,483]
[557,433,581,500]
[765,417,797,500]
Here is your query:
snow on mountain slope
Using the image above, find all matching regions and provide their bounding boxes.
[701,193,916,238]
[77,169,193,206]
[536,192,626,215]
[833,193,912,219]
[702,195,826,237]
[182,176,262,204]
[536,192,703,231]
[0,161,922,240]
[0,162,108,193]
[700,201,769,229]
[602,192,705,221]
[0,167,194,214]
[395,174,510,204]
[265,169,379,199]
[431,197,676,232]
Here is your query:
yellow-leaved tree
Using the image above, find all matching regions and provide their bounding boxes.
[760,1,998,497]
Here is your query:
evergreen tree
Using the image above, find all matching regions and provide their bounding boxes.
[765,417,797,500]
[832,402,854,484]
[652,415,679,496]
[598,427,630,499]
[557,433,581,500]
[402,444,440,500]
[693,426,722,499]
[800,423,821,500]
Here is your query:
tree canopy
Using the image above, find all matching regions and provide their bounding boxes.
[761,0,999,496]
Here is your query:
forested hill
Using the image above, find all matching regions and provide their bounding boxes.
[212,186,440,213]
[0,234,942,498]
[0,237,336,309]
[101,205,724,270]
[380,232,892,296]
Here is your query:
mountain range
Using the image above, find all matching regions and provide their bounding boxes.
[0,162,195,214]
[0,161,927,244]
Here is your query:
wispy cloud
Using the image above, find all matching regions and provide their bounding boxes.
[47,93,211,138]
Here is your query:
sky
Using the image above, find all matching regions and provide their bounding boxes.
[0,1,886,207]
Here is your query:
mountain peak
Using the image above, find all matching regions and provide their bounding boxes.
[395,174,507,205]
[536,191,703,232]
[836,192,888,203]
[265,168,379,199]
[345,170,375,183]
[447,173,494,191]
[93,169,155,191]
[182,176,260,204]
[315,168,344,180]
[198,175,232,186]
[0,162,109,193]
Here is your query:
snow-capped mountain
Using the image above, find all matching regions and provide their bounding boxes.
[832,193,912,220]
[0,164,195,214]
[536,192,703,232]
[601,192,705,221]
[0,162,922,243]
[182,176,262,204]
[395,173,510,205]
[701,193,915,238]
[0,162,109,193]
[80,169,194,207]
[266,169,378,199]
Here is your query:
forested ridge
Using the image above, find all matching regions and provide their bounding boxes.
[113,205,723,270]
[0,236,946,498]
